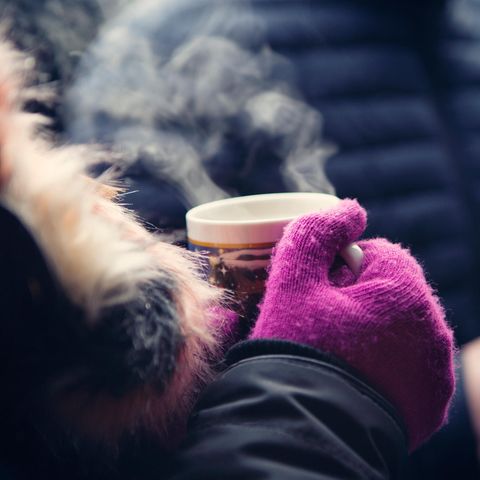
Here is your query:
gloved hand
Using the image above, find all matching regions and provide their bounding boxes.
[250,199,455,451]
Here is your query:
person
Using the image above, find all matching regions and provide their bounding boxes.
[63,0,480,350]
[60,0,480,476]
[0,34,457,477]
[0,0,476,477]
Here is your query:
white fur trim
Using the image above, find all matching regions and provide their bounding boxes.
[0,36,226,445]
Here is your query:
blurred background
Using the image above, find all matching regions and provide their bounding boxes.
[1,0,480,478]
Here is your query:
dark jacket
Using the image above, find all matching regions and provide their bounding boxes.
[62,0,480,348]
[170,340,408,480]
[0,338,409,480]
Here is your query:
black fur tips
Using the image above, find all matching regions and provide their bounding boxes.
[86,279,183,396]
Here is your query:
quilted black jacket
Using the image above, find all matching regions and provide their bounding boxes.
[62,0,480,346]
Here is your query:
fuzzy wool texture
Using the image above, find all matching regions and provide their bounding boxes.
[251,199,456,451]
[0,36,227,447]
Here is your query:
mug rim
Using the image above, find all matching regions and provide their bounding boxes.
[186,192,340,246]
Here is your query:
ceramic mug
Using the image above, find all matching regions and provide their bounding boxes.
[186,193,363,324]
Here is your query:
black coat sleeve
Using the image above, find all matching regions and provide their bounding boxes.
[169,340,408,480]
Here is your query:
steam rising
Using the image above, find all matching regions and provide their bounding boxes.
[65,0,334,211]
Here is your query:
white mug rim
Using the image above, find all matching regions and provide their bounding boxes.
[186,192,340,244]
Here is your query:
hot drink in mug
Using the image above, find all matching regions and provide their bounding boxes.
[186,193,363,327]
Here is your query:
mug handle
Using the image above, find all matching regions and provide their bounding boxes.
[340,244,364,276]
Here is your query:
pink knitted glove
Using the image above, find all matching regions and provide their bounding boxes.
[250,199,455,451]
